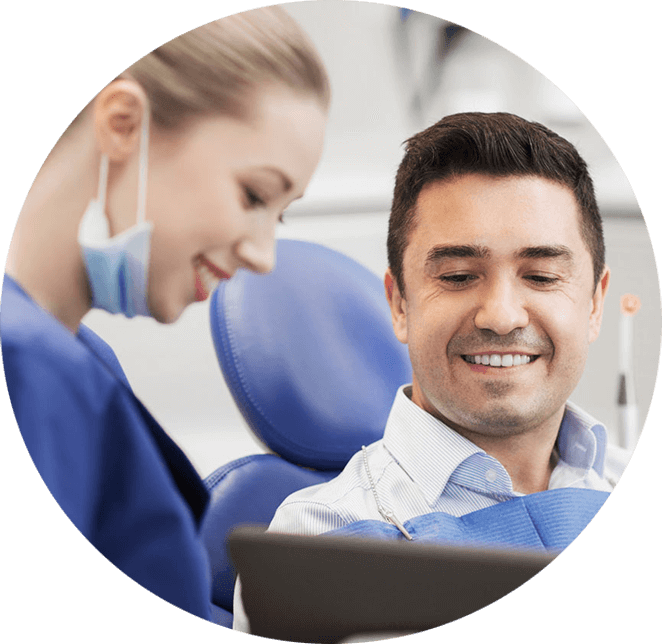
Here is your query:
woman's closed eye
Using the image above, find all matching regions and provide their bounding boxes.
[244,184,288,225]
[243,186,267,209]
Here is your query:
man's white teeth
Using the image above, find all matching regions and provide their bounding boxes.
[465,354,533,367]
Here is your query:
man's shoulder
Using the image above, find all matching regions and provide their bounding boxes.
[269,444,383,536]
[274,448,366,508]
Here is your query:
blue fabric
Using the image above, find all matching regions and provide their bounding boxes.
[210,603,233,628]
[324,488,609,552]
[210,239,412,470]
[76,323,133,389]
[1,275,212,621]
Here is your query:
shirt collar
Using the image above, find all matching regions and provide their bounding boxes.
[382,386,485,505]
[382,386,608,503]
[556,401,608,477]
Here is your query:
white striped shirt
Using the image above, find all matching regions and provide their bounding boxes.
[268,386,629,536]
[233,385,630,630]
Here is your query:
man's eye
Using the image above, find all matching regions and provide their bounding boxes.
[439,274,477,287]
[525,275,559,285]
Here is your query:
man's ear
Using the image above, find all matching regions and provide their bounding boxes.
[385,269,408,344]
[589,266,610,343]
[93,79,148,162]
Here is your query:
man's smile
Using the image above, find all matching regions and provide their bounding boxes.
[460,353,542,376]
[461,353,540,368]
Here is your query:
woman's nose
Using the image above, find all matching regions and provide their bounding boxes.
[473,279,529,335]
[236,236,276,275]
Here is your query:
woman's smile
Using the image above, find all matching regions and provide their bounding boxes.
[193,255,232,302]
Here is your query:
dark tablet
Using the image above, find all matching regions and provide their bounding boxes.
[228,524,557,643]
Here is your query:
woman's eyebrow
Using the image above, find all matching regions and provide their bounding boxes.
[258,166,293,193]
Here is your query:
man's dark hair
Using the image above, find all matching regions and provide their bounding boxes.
[387,112,605,296]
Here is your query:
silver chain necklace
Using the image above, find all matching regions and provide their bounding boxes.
[361,446,413,541]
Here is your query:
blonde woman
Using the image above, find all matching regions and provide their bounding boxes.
[1,7,328,623]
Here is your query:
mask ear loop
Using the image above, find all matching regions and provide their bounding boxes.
[94,103,149,227]
[136,104,150,225]
[96,154,109,212]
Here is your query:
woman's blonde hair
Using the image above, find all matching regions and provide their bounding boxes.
[73,5,330,131]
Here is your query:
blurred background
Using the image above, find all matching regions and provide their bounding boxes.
[82,1,660,478]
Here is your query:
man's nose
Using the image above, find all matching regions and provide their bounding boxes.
[473,278,529,335]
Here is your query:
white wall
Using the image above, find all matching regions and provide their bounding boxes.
[284,1,640,217]
[82,2,660,478]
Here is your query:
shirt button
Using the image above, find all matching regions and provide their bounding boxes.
[485,469,498,483]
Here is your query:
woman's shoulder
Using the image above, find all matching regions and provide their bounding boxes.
[1,278,138,468]
[2,275,125,392]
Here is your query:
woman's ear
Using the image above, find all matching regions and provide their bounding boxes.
[93,79,148,162]
[385,269,408,345]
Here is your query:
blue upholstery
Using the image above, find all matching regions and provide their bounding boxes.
[202,239,412,622]
[209,239,412,468]
[202,455,337,619]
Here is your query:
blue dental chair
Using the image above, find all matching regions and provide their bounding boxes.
[200,239,412,627]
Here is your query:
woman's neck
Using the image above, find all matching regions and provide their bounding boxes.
[7,137,98,332]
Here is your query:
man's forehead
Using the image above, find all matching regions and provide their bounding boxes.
[409,174,585,252]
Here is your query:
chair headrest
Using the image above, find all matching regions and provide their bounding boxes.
[210,239,412,470]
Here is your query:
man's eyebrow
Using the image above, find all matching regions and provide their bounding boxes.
[424,244,575,265]
[425,244,491,264]
[515,245,574,263]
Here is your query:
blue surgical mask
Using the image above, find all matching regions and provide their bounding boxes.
[78,110,153,318]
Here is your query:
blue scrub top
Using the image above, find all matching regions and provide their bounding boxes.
[1,275,212,621]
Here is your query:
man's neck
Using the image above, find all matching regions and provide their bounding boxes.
[487,434,560,494]
[406,386,567,494]
[450,415,564,494]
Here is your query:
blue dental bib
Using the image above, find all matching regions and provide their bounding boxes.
[324,488,609,551]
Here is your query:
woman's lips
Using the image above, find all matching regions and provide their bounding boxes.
[198,255,231,280]
[194,256,232,302]
[194,271,208,302]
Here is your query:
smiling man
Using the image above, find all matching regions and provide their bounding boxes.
[232,112,630,630]
[389,171,609,496]
[235,113,640,630]
[258,112,628,539]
